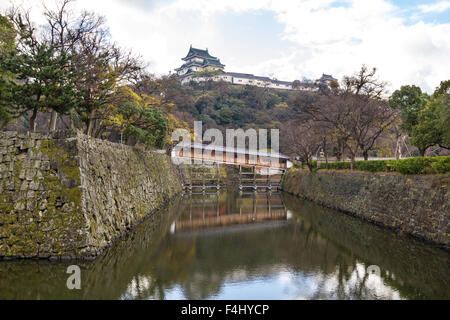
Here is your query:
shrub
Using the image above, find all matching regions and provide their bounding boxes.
[320,161,351,170]
[354,160,388,172]
[393,157,436,174]
[431,157,450,174]
[314,157,450,174]
[293,162,302,169]
[293,160,318,170]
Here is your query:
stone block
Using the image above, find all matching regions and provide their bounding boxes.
[29,181,40,191]
[25,169,36,181]
[4,180,15,191]
[19,181,28,191]
[26,200,37,211]
[14,201,25,211]
[26,190,35,199]
[40,161,50,171]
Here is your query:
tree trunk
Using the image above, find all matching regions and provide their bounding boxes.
[322,139,328,169]
[335,149,341,161]
[49,110,58,131]
[29,107,38,133]
[86,112,95,136]
[395,136,400,159]
[419,148,426,157]
[363,150,369,161]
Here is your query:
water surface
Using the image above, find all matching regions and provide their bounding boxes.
[0,190,448,300]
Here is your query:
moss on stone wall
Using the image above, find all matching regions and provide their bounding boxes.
[282,168,450,249]
[0,131,182,260]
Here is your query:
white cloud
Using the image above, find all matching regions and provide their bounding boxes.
[418,1,450,13]
[1,0,449,93]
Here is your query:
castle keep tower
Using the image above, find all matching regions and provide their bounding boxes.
[175,46,225,83]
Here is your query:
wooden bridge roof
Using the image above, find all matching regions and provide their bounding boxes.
[176,143,290,160]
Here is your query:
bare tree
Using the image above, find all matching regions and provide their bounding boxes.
[342,65,387,99]
[341,66,399,160]
[70,28,143,136]
[301,66,398,168]
[281,117,324,172]
[41,0,108,131]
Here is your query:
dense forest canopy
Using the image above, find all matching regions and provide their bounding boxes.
[148,76,300,131]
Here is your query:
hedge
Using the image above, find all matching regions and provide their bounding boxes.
[316,156,450,174]
[293,160,318,170]
[431,157,450,174]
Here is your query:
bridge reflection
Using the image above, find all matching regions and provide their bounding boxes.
[1,192,448,300]
[172,191,290,235]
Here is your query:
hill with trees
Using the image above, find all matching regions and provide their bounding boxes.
[0,0,448,162]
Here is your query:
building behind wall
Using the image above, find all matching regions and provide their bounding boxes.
[175,46,333,91]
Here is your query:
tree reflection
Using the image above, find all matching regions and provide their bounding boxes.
[0,191,448,300]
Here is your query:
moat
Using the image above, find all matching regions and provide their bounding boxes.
[0,190,448,300]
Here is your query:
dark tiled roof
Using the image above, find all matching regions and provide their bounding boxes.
[225,72,271,81]
[272,80,293,85]
[226,72,293,85]
[202,58,225,67]
[177,143,290,159]
[253,75,272,81]
[320,74,337,81]
[183,47,217,60]
[176,58,225,72]
[175,60,203,71]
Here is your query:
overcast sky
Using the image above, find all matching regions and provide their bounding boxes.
[2,0,450,93]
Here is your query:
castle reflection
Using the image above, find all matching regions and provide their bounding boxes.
[0,190,448,300]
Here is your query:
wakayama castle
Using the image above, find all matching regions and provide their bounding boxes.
[175,46,336,91]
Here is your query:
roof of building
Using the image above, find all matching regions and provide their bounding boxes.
[176,58,224,70]
[175,60,203,71]
[272,79,293,86]
[203,58,225,67]
[320,74,337,81]
[225,72,272,82]
[176,143,290,160]
[183,46,218,61]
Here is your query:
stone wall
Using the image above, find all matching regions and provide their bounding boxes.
[282,169,450,248]
[0,130,182,259]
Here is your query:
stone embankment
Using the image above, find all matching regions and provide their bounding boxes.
[0,130,182,259]
[282,169,449,249]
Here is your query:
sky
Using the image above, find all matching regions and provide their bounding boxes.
[1,0,450,93]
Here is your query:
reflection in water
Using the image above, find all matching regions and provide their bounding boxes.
[172,192,288,235]
[0,190,448,300]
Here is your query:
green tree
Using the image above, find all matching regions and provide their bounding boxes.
[409,99,442,156]
[389,85,430,155]
[106,86,168,149]
[215,105,233,125]
[0,14,15,56]
[389,85,428,135]
[0,14,16,128]
[390,81,449,156]
[431,80,449,149]
[0,42,79,131]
